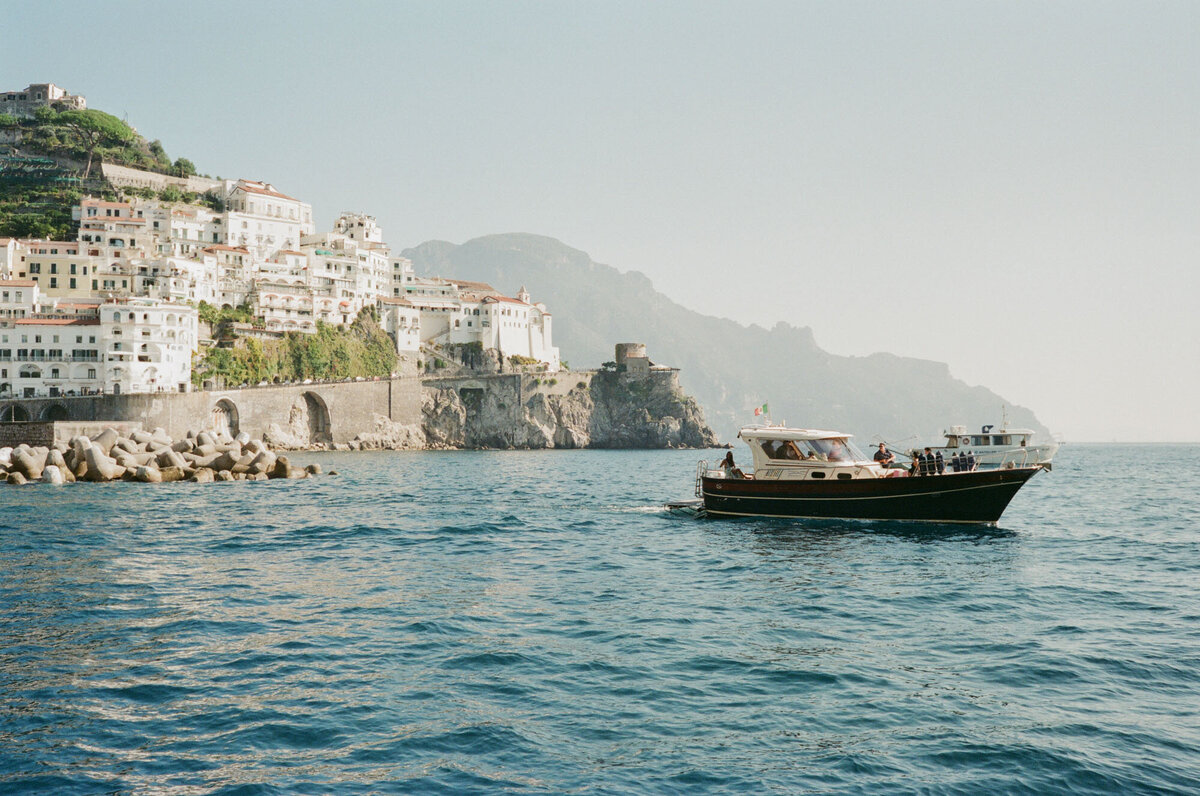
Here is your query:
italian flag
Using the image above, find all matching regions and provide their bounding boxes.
[754,403,768,416]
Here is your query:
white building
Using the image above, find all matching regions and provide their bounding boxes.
[223,179,314,259]
[100,299,198,395]
[398,269,559,370]
[0,279,39,321]
[378,297,421,351]
[0,298,197,398]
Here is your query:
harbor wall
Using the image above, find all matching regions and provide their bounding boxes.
[1,368,717,450]
[0,378,423,446]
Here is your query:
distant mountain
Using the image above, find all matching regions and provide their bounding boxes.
[404,233,1048,446]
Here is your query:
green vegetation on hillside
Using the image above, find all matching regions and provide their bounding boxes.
[1,105,212,239]
[2,107,198,177]
[197,301,255,326]
[193,310,398,388]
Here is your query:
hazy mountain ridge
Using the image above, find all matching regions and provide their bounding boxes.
[403,233,1047,444]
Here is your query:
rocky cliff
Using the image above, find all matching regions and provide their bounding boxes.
[351,369,717,451]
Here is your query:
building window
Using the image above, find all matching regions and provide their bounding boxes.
[88,368,96,379]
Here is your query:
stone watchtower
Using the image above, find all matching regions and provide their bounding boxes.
[615,342,651,375]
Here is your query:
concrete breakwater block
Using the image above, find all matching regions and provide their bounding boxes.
[2,425,327,488]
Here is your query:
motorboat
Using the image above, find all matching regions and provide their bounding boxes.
[932,422,1059,470]
[687,425,1043,525]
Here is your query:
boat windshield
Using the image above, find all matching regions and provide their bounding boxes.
[757,437,867,462]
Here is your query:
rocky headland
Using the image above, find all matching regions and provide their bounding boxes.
[316,368,717,452]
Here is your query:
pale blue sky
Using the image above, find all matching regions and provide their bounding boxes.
[4,1,1197,440]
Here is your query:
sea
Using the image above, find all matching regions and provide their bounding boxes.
[1,444,1198,795]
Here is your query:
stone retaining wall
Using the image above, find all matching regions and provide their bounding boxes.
[0,422,55,448]
[1,377,423,446]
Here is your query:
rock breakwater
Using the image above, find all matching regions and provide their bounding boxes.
[0,427,330,486]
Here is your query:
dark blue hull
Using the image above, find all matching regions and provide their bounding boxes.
[701,466,1041,524]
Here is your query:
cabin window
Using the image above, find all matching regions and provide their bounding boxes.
[972,436,989,446]
[810,471,826,479]
[837,472,852,480]
[993,435,1011,446]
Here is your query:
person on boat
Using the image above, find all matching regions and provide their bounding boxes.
[910,449,924,476]
[874,443,895,467]
[720,451,745,479]
[934,449,945,474]
[827,440,849,461]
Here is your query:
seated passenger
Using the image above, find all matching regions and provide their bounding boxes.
[761,440,778,459]
[720,451,744,479]
[782,442,801,460]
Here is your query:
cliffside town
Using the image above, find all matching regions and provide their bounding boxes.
[0,83,718,449]
[1,82,559,401]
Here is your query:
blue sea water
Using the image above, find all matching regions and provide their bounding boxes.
[1,444,1198,795]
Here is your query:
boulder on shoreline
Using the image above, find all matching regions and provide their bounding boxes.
[1,426,327,488]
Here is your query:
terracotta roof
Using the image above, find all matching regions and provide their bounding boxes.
[485,295,530,305]
[14,317,99,325]
[203,245,250,253]
[276,250,305,256]
[235,180,299,201]
[0,279,37,287]
[80,200,131,208]
[378,297,415,306]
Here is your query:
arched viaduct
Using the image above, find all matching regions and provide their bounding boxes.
[0,377,422,446]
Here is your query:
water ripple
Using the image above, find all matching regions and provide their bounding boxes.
[1,446,1199,794]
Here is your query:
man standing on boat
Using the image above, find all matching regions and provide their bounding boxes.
[874,443,895,468]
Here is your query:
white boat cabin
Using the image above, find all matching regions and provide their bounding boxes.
[726,426,885,481]
[941,424,1034,449]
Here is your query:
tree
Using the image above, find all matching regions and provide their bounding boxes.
[173,157,196,177]
[55,109,136,179]
[0,214,59,239]
[0,113,17,128]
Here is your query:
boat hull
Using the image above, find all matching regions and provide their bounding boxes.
[701,467,1041,524]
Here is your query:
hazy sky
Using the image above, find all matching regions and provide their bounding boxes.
[4,1,1197,441]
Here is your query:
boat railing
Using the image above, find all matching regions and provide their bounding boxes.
[997,448,1033,469]
[695,460,709,497]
